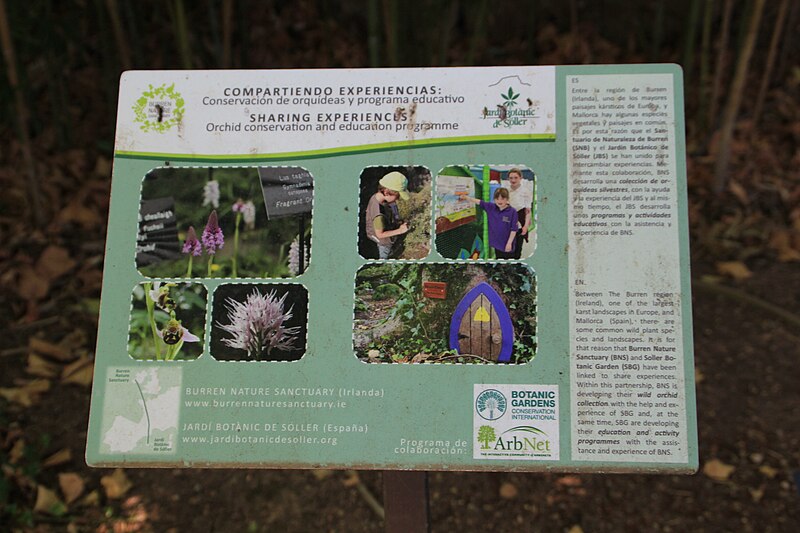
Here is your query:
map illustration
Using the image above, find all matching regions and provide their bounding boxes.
[99,367,182,454]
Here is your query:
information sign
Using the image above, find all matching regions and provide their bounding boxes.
[87,65,697,473]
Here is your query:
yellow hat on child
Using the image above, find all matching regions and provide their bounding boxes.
[379,172,410,200]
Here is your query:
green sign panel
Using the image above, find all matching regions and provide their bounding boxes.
[87,65,697,472]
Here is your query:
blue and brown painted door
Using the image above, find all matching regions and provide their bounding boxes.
[449,282,514,362]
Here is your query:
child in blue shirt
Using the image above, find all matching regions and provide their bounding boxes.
[463,187,518,259]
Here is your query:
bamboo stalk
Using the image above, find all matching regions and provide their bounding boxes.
[570,0,578,35]
[0,0,43,228]
[713,0,766,194]
[121,0,142,65]
[697,0,714,136]
[774,0,798,81]
[708,0,733,133]
[751,0,790,133]
[436,0,458,66]
[682,0,702,87]
[205,0,222,66]
[105,0,132,70]
[382,0,398,66]
[43,1,70,148]
[466,0,488,66]
[368,0,380,66]
[527,1,537,63]
[222,0,233,68]
[171,0,193,69]
[650,0,665,62]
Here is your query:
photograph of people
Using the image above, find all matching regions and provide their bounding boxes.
[365,171,410,259]
[503,167,533,259]
[358,166,431,260]
[461,188,518,259]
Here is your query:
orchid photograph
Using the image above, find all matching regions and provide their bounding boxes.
[136,166,312,279]
[128,282,207,361]
[210,284,308,362]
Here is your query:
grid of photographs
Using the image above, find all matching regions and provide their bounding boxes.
[127,164,537,365]
[354,164,538,365]
[129,166,311,362]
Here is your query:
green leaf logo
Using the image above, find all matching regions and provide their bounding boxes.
[502,87,520,108]
[477,425,497,449]
[132,83,185,133]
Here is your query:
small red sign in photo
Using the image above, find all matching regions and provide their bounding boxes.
[422,281,447,299]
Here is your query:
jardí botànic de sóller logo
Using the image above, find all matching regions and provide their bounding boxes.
[481,75,541,128]
[132,83,185,133]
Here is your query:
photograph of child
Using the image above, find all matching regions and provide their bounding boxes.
[461,188,518,259]
[358,167,432,260]
[503,167,533,259]
[366,171,410,259]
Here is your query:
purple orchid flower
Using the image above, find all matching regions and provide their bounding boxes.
[182,226,202,256]
[202,210,224,255]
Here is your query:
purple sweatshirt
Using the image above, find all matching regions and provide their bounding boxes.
[479,200,518,252]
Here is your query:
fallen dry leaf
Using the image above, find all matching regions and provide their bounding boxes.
[769,230,800,262]
[17,269,49,301]
[342,470,360,487]
[0,379,51,407]
[43,448,72,468]
[311,469,334,480]
[568,526,585,533]
[9,439,25,464]
[78,490,100,507]
[26,353,61,378]
[499,482,518,499]
[695,368,705,384]
[101,469,133,499]
[59,329,88,352]
[703,458,736,481]
[36,245,77,281]
[759,465,779,479]
[30,337,74,362]
[94,155,112,177]
[699,274,723,284]
[410,352,433,363]
[728,180,750,205]
[59,472,85,504]
[61,357,94,387]
[556,475,583,487]
[34,485,67,516]
[715,261,753,281]
[57,199,103,228]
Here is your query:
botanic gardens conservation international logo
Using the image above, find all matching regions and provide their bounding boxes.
[473,384,560,461]
[475,389,507,420]
[132,83,185,133]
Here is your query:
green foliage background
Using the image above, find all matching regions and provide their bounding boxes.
[139,167,308,278]
[355,263,537,364]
